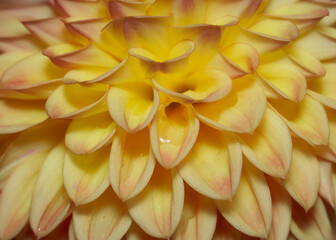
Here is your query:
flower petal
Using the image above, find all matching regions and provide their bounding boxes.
[173,185,217,240]
[284,139,320,211]
[318,159,336,209]
[46,83,108,119]
[239,108,292,178]
[269,95,329,146]
[215,161,272,238]
[194,77,266,133]
[107,83,159,132]
[73,187,132,240]
[0,151,47,240]
[177,124,242,200]
[0,3,55,21]
[65,112,117,155]
[63,147,110,205]
[150,103,199,168]
[126,166,184,238]
[30,143,71,237]
[110,128,155,201]
[125,223,161,240]
[54,0,109,18]
[108,0,152,19]
[0,99,48,134]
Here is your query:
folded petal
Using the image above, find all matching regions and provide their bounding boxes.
[0,150,47,240]
[284,139,320,211]
[239,108,292,178]
[65,112,117,155]
[150,103,199,168]
[194,77,266,133]
[126,166,184,238]
[46,83,108,119]
[30,143,71,237]
[108,83,159,132]
[269,95,329,146]
[73,187,132,240]
[178,124,242,200]
[318,160,336,209]
[173,185,217,240]
[63,147,110,205]
[215,161,272,238]
[0,99,48,134]
[110,128,155,201]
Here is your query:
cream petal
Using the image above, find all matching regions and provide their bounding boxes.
[0,99,48,134]
[173,185,217,240]
[30,143,71,237]
[239,108,292,178]
[73,188,132,240]
[178,124,242,200]
[150,103,199,168]
[107,83,159,132]
[126,166,184,238]
[46,83,108,119]
[269,95,329,146]
[194,77,266,133]
[110,128,155,201]
[318,160,336,209]
[215,161,272,238]
[65,112,117,155]
[63,147,110,205]
[0,151,47,240]
[284,139,320,211]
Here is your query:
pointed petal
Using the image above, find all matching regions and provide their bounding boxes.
[258,63,306,103]
[107,83,159,132]
[110,128,155,201]
[266,177,292,240]
[194,77,266,133]
[30,143,71,237]
[73,188,132,240]
[178,124,242,200]
[126,166,184,238]
[239,108,292,178]
[291,197,333,240]
[0,99,48,134]
[150,103,199,168]
[0,53,65,89]
[269,95,329,146]
[0,35,43,53]
[54,0,109,18]
[63,147,110,205]
[65,112,117,155]
[173,185,217,240]
[284,139,320,211]
[0,151,47,240]
[46,83,108,119]
[215,161,272,238]
[318,160,336,209]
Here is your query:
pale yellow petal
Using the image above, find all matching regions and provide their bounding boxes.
[318,160,336,209]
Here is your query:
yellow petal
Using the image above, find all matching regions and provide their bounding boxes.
[153,69,232,103]
[269,95,329,146]
[215,161,272,238]
[173,185,217,240]
[65,112,117,155]
[30,143,71,237]
[46,83,108,119]
[284,139,320,211]
[326,108,336,158]
[258,63,306,102]
[0,151,47,240]
[108,0,152,19]
[73,188,132,240]
[0,52,30,77]
[107,83,159,132]
[54,0,109,18]
[318,160,336,209]
[171,0,206,26]
[126,166,184,238]
[178,124,242,200]
[291,197,333,240]
[266,177,292,240]
[0,99,48,134]
[0,53,65,89]
[194,77,266,133]
[150,103,199,168]
[63,147,110,205]
[110,128,155,201]
[239,108,292,178]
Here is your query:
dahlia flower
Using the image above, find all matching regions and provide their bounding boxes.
[0,0,335,239]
